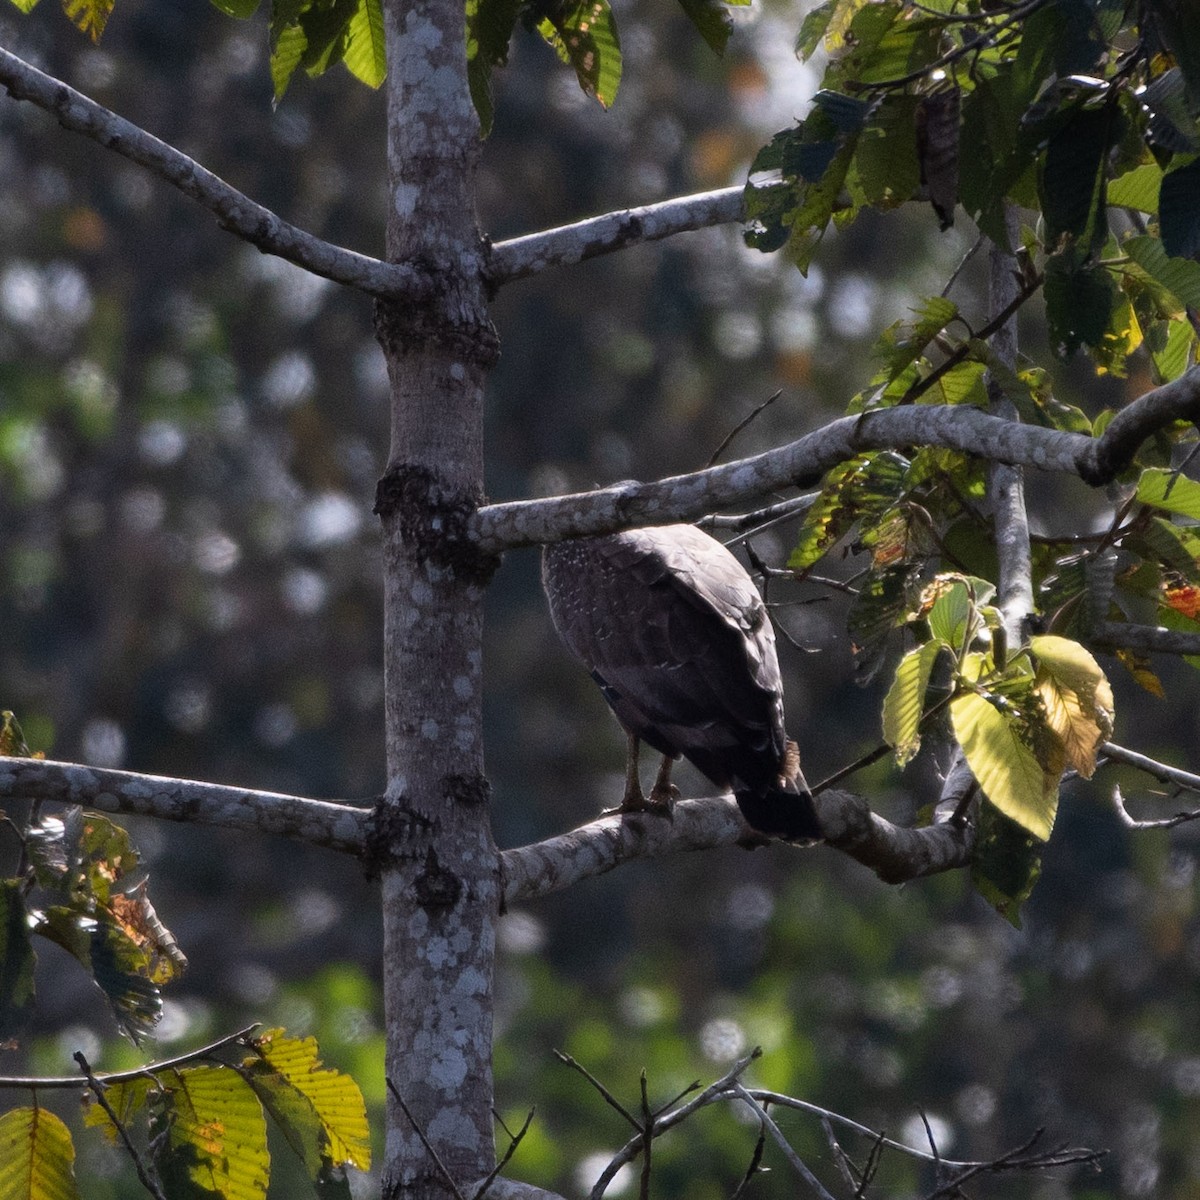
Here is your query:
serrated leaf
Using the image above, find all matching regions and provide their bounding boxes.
[158,1067,270,1200]
[1136,466,1200,520]
[882,640,942,766]
[926,577,972,648]
[60,0,112,41]
[676,0,738,55]
[82,1078,154,1143]
[0,1108,80,1200]
[343,0,385,87]
[1149,315,1195,383]
[466,0,523,135]
[971,804,1043,927]
[1107,162,1162,214]
[871,295,959,383]
[90,917,163,1042]
[1125,234,1200,309]
[951,690,1058,841]
[1030,635,1114,778]
[0,881,36,1039]
[539,0,621,108]
[250,1030,370,1170]
[271,20,308,101]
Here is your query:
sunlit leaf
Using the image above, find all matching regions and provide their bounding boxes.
[1148,315,1195,383]
[795,0,833,59]
[1030,635,1114,778]
[0,711,31,757]
[882,640,942,766]
[1114,648,1165,696]
[0,882,36,1039]
[270,20,308,101]
[951,690,1058,841]
[90,916,163,1042]
[60,0,112,41]
[249,1030,370,1170]
[1136,467,1200,521]
[539,0,621,108]
[466,0,523,134]
[158,1067,270,1200]
[0,1108,79,1200]
[82,1078,154,1143]
[1125,234,1200,309]
[925,576,972,648]
[343,0,386,88]
[1107,162,1162,214]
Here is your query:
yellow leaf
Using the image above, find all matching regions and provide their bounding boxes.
[250,1030,371,1170]
[882,640,942,766]
[60,0,113,42]
[0,1107,80,1200]
[1028,635,1113,779]
[951,691,1058,841]
[1115,649,1165,697]
[163,1067,269,1200]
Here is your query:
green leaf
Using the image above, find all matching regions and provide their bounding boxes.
[90,916,163,1042]
[1030,634,1115,778]
[343,0,385,87]
[1160,157,1200,261]
[158,1067,270,1200]
[1107,162,1163,214]
[1149,315,1195,383]
[1136,466,1200,520]
[971,804,1043,927]
[795,0,833,59]
[467,0,523,134]
[927,577,971,648]
[60,0,112,41]
[0,882,36,1040]
[0,711,31,757]
[882,640,942,766]
[6,0,41,13]
[299,0,359,75]
[1044,253,1120,357]
[1040,102,1115,251]
[0,1108,80,1200]
[271,20,308,101]
[951,690,1058,841]
[1127,516,1200,577]
[676,0,740,56]
[1125,234,1200,309]
[872,295,959,383]
[82,1078,154,1142]
[250,1030,371,1170]
[539,0,621,108]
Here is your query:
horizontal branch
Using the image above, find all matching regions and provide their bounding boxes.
[486,186,745,286]
[472,366,1200,552]
[499,790,974,904]
[0,48,424,300]
[1092,621,1200,656]
[0,757,370,854]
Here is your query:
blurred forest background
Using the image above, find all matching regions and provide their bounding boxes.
[2,0,1200,1195]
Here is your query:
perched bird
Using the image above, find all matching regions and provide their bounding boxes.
[542,523,821,841]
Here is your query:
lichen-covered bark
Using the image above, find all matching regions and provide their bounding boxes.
[376,0,500,1192]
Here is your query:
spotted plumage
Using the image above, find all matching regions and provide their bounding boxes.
[542,523,821,841]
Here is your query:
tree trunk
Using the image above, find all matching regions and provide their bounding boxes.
[375,0,501,1192]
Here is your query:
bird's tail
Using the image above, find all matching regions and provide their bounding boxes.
[735,740,822,842]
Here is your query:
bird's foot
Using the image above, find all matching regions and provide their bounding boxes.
[602,783,676,819]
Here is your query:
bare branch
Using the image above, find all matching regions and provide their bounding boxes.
[0,48,424,301]
[1100,741,1200,795]
[388,1079,469,1200]
[1092,620,1200,656]
[470,366,1200,551]
[1110,785,1200,830]
[0,1023,260,1089]
[731,1084,837,1200]
[0,757,370,854]
[500,789,974,905]
[75,1051,168,1200]
[486,186,745,286]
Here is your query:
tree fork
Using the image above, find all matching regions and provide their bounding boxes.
[377,0,500,1190]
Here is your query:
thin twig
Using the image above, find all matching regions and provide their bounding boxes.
[555,1052,641,1131]
[730,1084,837,1200]
[707,392,784,468]
[475,1108,536,1200]
[638,1071,653,1200]
[702,494,817,534]
[0,1024,261,1089]
[387,1079,468,1200]
[74,1052,168,1200]
[1110,786,1200,830]
[821,1114,860,1194]
[1099,741,1200,795]
[730,1127,768,1199]
[941,233,986,298]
